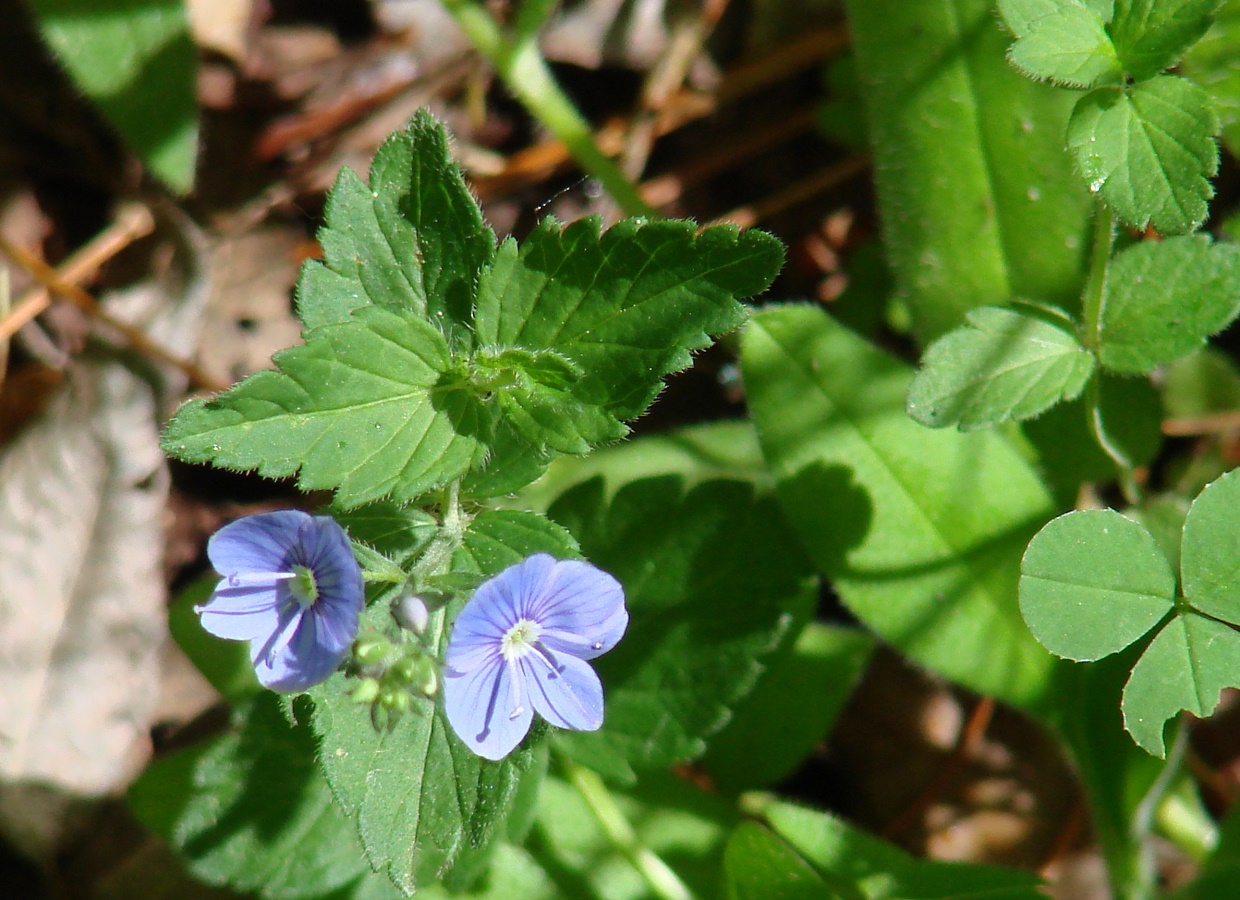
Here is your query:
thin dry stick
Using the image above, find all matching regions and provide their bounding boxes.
[0,202,156,343]
[710,153,870,228]
[0,230,227,393]
[1162,410,1240,436]
[880,695,997,841]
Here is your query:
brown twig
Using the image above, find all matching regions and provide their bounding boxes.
[1162,410,1240,437]
[881,695,996,841]
[0,229,227,393]
[710,153,870,229]
[0,202,156,344]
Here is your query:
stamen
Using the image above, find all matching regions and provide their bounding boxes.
[227,571,296,588]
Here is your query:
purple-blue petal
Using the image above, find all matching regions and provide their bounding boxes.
[199,511,364,694]
[530,559,628,660]
[443,656,533,761]
[196,579,283,641]
[523,652,604,732]
[208,510,310,575]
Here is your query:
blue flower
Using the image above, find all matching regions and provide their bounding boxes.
[443,553,628,760]
[196,510,364,692]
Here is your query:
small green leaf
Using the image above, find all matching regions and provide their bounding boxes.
[743,305,1060,711]
[1110,0,1227,82]
[474,218,781,422]
[1181,1,1240,158]
[548,477,814,783]
[1099,236,1240,373]
[998,0,1114,35]
[29,0,198,192]
[297,110,496,333]
[307,510,577,894]
[1162,347,1240,420]
[723,823,849,900]
[1122,612,1240,756]
[907,304,1095,429]
[1005,2,1123,89]
[162,306,487,508]
[129,695,399,900]
[1019,510,1176,661]
[703,623,875,793]
[1181,468,1240,623]
[1068,76,1220,235]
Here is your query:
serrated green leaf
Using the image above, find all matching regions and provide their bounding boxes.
[298,110,495,334]
[307,509,576,894]
[998,0,1114,35]
[548,477,814,783]
[1122,612,1240,756]
[742,305,1060,711]
[474,217,781,422]
[163,305,487,508]
[703,623,874,793]
[907,305,1095,429]
[129,695,399,900]
[1110,0,1226,82]
[29,0,197,192]
[473,347,624,454]
[1181,1,1240,158]
[1099,236,1240,373]
[1019,510,1176,661]
[1181,468,1240,623]
[749,795,1047,899]
[845,0,1091,341]
[1006,2,1122,89]
[1068,76,1220,235]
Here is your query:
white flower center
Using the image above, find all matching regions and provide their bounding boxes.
[288,565,319,608]
[501,618,542,662]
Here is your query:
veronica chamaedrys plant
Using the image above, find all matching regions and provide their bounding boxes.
[443,553,628,760]
[196,510,365,692]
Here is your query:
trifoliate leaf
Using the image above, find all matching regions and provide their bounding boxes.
[307,510,577,895]
[1122,612,1240,756]
[1110,0,1227,82]
[1181,468,1240,624]
[297,110,495,335]
[1019,510,1176,661]
[1099,236,1240,373]
[998,0,1113,35]
[548,477,815,784]
[162,305,487,508]
[906,304,1095,430]
[1068,75,1220,235]
[1005,2,1122,89]
[129,694,399,900]
[474,217,781,423]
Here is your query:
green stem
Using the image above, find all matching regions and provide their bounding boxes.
[1081,201,1115,353]
[439,0,656,218]
[562,761,696,900]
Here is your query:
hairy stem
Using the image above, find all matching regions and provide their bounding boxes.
[563,761,696,900]
[439,0,656,218]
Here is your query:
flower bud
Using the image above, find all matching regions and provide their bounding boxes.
[392,594,430,634]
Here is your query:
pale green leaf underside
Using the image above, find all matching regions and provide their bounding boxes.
[907,305,1095,430]
[162,306,485,508]
[1068,75,1220,235]
[742,305,1059,711]
[1100,235,1240,373]
[1019,510,1176,661]
[1122,612,1240,756]
[1007,3,1122,88]
[309,510,576,894]
[1110,0,1226,81]
[474,217,781,420]
[29,0,197,192]
[1181,468,1240,623]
